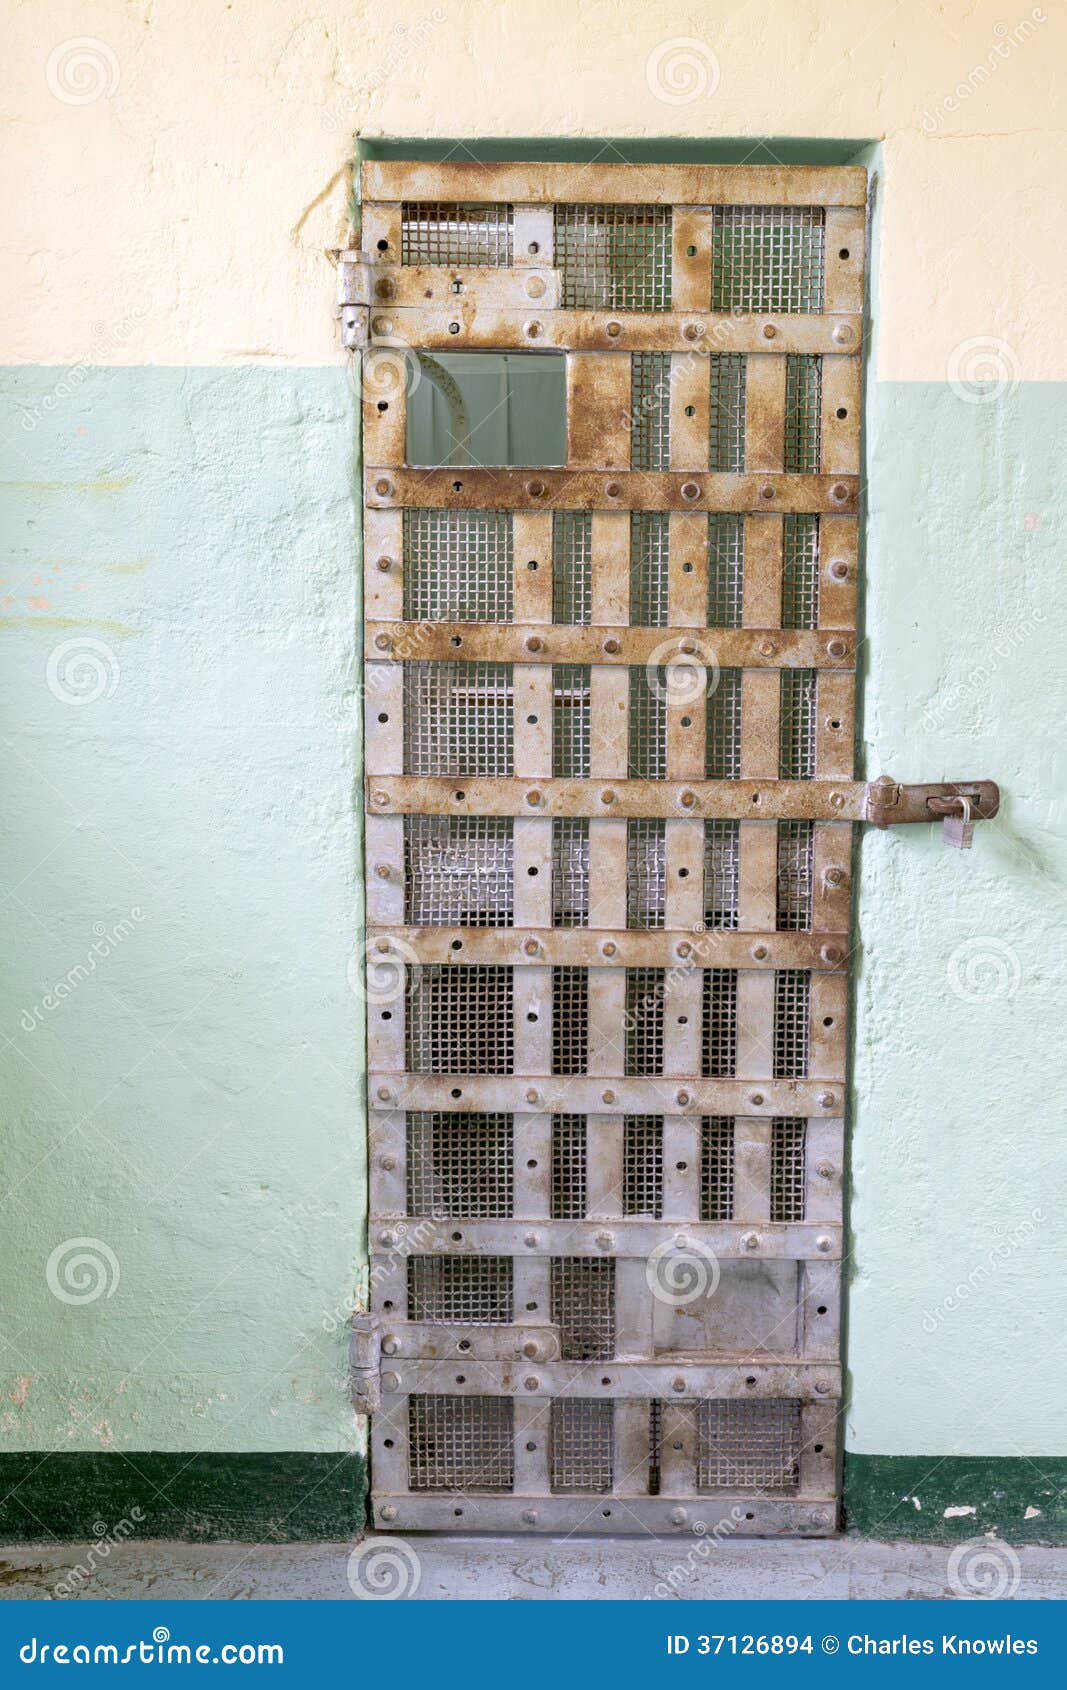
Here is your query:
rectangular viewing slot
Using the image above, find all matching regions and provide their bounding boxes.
[406,351,567,467]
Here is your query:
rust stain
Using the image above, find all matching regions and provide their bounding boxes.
[0,614,138,636]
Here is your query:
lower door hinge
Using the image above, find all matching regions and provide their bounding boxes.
[348,1313,381,1414]
[865,776,1000,848]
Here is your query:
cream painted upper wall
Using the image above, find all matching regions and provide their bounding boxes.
[4,0,1065,375]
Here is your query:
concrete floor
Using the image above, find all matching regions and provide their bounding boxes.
[1,1536,1065,1601]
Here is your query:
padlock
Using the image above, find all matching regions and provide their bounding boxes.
[942,794,974,849]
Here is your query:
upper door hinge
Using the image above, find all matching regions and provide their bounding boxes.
[336,249,373,349]
[348,1312,381,1414]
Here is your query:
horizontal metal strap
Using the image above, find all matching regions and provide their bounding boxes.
[367,468,860,514]
[367,777,864,820]
[369,306,862,355]
[366,623,855,669]
[368,1076,842,1115]
[379,1359,842,1401]
[371,1219,841,1259]
[381,1322,562,1362]
[362,160,868,207]
[373,1494,837,1535]
[367,927,848,970]
[371,265,561,309]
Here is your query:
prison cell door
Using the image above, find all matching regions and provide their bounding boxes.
[349,159,993,1537]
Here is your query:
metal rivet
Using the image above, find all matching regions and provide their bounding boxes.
[676,1090,690,1107]
[816,1235,833,1253]
[831,482,849,502]
[376,1087,391,1103]
[378,1229,396,1246]
[827,638,847,659]
[605,320,622,338]
[681,481,700,501]
[522,1508,539,1524]
[526,789,542,807]
[522,1340,539,1358]
[762,322,777,339]
[381,1335,398,1356]
[602,941,617,957]
[525,635,543,653]
[602,1089,616,1105]
[682,322,703,341]
[759,639,777,657]
[525,1089,539,1105]
[821,943,843,965]
[376,556,393,572]
[374,478,392,497]
[372,316,393,336]
[824,867,846,888]
[749,1092,764,1107]
[523,1376,539,1391]
[379,1503,398,1521]
[760,483,775,501]
[373,792,389,806]
[525,276,546,299]
[374,863,391,879]
[523,937,541,956]
[829,791,845,810]
[816,1159,835,1179]
[670,1506,688,1525]
[606,481,621,497]
[380,1154,396,1171]
[603,637,621,654]
[810,1508,831,1527]
[815,1380,832,1395]
[742,1231,761,1251]
[671,1376,686,1394]
[829,559,849,581]
[676,941,692,959]
[679,637,697,655]
[375,938,391,954]
[601,788,616,805]
[524,1234,538,1249]
[596,1231,614,1250]
[680,790,696,809]
[832,324,853,345]
[751,943,768,961]
[819,1092,836,1109]
[527,479,545,498]
[381,1373,399,1393]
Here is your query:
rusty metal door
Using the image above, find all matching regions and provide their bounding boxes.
[349,159,896,1536]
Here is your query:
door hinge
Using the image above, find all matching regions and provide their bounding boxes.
[865,776,1000,848]
[348,1313,381,1414]
[336,249,372,349]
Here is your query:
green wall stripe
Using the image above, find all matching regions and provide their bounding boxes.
[0,1454,367,1544]
[845,1456,1067,1544]
[355,136,872,165]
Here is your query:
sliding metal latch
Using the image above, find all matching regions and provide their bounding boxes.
[348,1313,381,1414]
[865,776,1000,848]
[336,249,373,349]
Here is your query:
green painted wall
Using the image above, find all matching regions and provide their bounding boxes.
[0,367,364,1459]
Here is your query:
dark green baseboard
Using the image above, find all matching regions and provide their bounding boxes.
[844,1455,1067,1543]
[0,1453,367,1543]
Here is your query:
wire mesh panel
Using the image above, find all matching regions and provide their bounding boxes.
[771,1120,807,1222]
[627,818,666,929]
[403,662,513,776]
[408,1395,515,1492]
[773,970,811,1080]
[403,509,513,623]
[631,353,671,471]
[697,1399,803,1493]
[404,816,514,927]
[708,513,744,628]
[625,968,665,1076]
[401,202,514,266]
[629,513,671,627]
[554,204,672,310]
[706,669,742,779]
[552,665,591,778]
[711,206,825,313]
[407,1111,514,1218]
[702,969,738,1077]
[552,817,589,927]
[551,1115,587,1220]
[704,819,740,929]
[551,1400,614,1493]
[365,156,863,1535]
[406,965,514,1074]
[701,1119,736,1221]
[552,967,589,1075]
[552,511,592,625]
[709,354,747,472]
[623,1116,664,1217]
[551,1258,616,1360]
